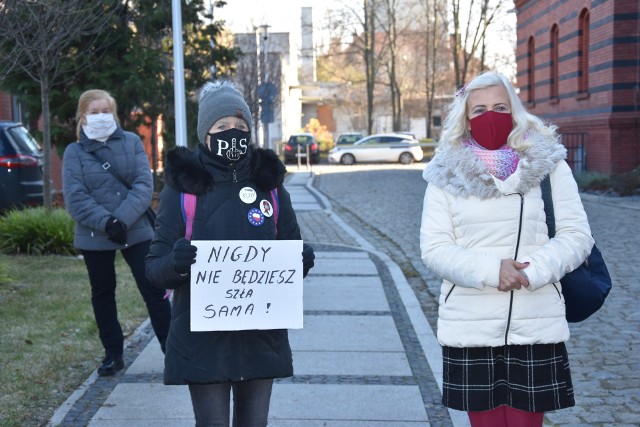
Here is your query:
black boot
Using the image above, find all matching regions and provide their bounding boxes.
[98,354,124,376]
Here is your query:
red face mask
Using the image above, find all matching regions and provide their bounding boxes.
[469,111,513,150]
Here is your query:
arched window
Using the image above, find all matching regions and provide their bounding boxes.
[528,36,535,103]
[550,24,559,100]
[578,9,590,94]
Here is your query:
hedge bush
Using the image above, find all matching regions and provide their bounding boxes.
[0,207,76,255]
[576,166,640,196]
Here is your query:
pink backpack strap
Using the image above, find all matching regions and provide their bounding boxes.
[181,193,197,240]
[165,193,197,300]
[270,188,279,237]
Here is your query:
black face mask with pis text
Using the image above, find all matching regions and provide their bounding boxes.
[205,128,251,164]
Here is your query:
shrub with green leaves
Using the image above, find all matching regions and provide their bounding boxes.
[575,166,640,196]
[0,207,76,255]
[574,171,609,191]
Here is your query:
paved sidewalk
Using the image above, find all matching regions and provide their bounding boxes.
[50,171,460,426]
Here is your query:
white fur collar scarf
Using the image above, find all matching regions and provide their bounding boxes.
[423,131,567,199]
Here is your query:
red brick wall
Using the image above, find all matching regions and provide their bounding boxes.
[514,0,640,174]
[50,149,63,192]
[0,92,13,121]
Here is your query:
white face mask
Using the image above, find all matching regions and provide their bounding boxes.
[83,113,117,141]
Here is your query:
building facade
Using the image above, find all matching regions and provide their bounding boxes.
[0,92,20,122]
[515,0,640,173]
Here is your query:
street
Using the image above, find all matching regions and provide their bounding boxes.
[306,162,640,426]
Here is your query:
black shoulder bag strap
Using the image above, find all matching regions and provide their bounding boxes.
[540,173,612,323]
[87,150,133,190]
[540,175,556,238]
[86,148,157,228]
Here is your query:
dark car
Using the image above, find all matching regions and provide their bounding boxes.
[283,133,320,164]
[0,121,44,211]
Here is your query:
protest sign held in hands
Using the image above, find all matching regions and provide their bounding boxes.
[190,240,304,331]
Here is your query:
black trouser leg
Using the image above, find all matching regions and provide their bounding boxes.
[121,240,171,353]
[81,249,123,357]
[189,382,231,426]
[232,378,273,427]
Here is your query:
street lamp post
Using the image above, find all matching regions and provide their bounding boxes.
[171,0,187,147]
[255,24,272,150]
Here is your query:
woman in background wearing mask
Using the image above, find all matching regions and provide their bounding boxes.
[145,81,315,426]
[62,89,171,376]
[419,72,593,427]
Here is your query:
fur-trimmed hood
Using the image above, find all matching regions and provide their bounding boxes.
[423,131,567,199]
[163,144,286,196]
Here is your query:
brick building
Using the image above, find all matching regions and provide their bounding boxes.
[0,92,16,121]
[515,0,640,173]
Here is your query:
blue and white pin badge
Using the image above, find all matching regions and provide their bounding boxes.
[247,208,265,226]
[260,199,273,217]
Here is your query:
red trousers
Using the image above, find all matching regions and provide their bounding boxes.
[468,405,544,427]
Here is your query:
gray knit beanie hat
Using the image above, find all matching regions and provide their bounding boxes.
[197,81,252,144]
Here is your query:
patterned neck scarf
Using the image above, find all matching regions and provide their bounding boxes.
[465,140,520,181]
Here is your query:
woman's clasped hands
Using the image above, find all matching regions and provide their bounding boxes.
[498,259,530,292]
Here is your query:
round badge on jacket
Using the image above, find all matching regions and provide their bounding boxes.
[239,187,257,204]
[260,199,273,217]
[247,208,265,226]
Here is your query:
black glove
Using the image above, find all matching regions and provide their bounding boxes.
[172,238,198,276]
[302,243,315,278]
[105,216,127,245]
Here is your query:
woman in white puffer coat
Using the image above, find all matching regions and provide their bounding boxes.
[420,71,594,427]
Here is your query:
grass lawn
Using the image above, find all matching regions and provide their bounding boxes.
[0,254,149,427]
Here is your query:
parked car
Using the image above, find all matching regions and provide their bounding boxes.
[0,121,44,211]
[335,132,364,145]
[283,133,320,164]
[327,133,424,165]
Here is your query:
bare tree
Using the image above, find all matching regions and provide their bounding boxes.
[449,0,502,88]
[315,36,370,133]
[322,0,383,135]
[231,34,282,142]
[420,0,448,137]
[379,0,403,131]
[377,0,425,132]
[0,0,118,209]
[320,0,449,136]
[363,0,378,134]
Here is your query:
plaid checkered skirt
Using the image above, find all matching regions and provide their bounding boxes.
[442,343,574,412]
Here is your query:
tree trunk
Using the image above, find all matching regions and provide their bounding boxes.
[428,0,438,138]
[424,0,439,138]
[392,79,401,131]
[389,40,400,130]
[365,0,376,135]
[424,0,430,138]
[452,0,462,88]
[40,77,52,211]
[151,116,158,187]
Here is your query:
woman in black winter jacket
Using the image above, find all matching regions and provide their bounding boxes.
[146,81,314,426]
